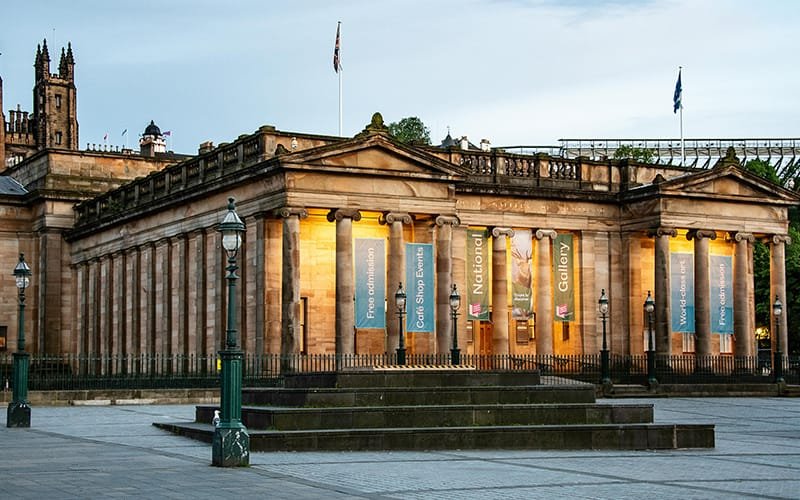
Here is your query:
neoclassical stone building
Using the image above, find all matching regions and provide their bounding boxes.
[1,43,797,364]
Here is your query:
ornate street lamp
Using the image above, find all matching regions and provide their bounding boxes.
[644,290,657,388]
[773,295,784,384]
[7,254,31,428]
[211,198,249,467]
[599,289,611,386]
[450,284,461,366]
[395,283,407,365]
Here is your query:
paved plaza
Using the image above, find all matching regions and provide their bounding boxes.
[1,397,799,499]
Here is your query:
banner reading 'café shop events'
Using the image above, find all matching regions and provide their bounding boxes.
[670,252,695,333]
[466,229,489,320]
[552,233,574,321]
[405,243,434,332]
[710,254,733,334]
[354,238,386,329]
[511,229,533,320]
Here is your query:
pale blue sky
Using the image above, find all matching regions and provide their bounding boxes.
[1,0,798,153]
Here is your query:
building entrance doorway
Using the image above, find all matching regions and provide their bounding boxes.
[477,322,493,368]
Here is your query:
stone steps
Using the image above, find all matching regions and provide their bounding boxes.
[195,402,654,430]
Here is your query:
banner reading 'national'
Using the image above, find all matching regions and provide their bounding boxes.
[466,229,489,320]
[405,243,434,332]
[710,254,733,334]
[355,238,386,329]
[552,233,574,321]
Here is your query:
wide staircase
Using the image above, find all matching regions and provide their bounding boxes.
[154,368,715,451]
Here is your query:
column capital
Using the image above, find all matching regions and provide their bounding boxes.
[379,212,412,225]
[492,227,515,238]
[274,207,308,219]
[434,215,460,227]
[771,234,792,245]
[731,231,755,243]
[647,227,677,238]
[534,229,557,240]
[687,229,717,241]
[326,208,362,223]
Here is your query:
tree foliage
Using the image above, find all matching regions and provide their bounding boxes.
[745,159,800,353]
[387,117,431,145]
[613,145,654,163]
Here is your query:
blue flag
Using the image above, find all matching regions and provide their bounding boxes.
[673,69,682,113]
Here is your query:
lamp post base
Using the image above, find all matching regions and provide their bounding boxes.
[396,347,406,365]
[212,424,250,467]
[7,401,31,428]
[450,348,460,366]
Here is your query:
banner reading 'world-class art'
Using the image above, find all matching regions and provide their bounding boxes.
[552,233,574,321]
[355,238,386,329]
[710,254,733,334]
[511,229,533,320]
[405,243,434,332]
[466,229,489,320]
[670,252,695,332]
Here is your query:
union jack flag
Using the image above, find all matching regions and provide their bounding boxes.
[333,22,341,73]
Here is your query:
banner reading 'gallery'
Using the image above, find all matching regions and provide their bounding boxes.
[355,238,386,329]
[670,252,695,332]
[710,254,733,334]
[552,233,574,321]
[405,243,434,332]
[466,229,489,320]
[511,229,533,320]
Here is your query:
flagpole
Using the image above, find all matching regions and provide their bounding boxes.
[338,21,343,137]
[679,66,684,165]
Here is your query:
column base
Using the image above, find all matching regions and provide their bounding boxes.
[7,401,31,428]
[211,423,250,467]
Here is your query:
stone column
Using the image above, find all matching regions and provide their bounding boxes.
[770,234,791,354]
[535,229,557,355]
[649,227,677,356]
[435,215,460,355]
[733,232,755,358]
[276,207,308,357]
[37,229,64,354]
[327,208,362,355]
[380,212,412,353]
[687,229,716,357]
[491,227,514,355]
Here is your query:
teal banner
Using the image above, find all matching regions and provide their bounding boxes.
[710,255,733,334]
[406,243,434,332]
[670,252,695,332]
[355,238,386,329]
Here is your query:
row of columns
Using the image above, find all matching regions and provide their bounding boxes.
[650,228,790,356]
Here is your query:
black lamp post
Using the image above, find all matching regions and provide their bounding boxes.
[395,283,407,365]
[599,289,611,386]
[644,290,657,388]
[211,198,249,467]
[773,295,784,384]
[450,284,461,365]
[7,253,31,428]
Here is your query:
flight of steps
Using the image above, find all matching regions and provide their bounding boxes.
[154,369,714,451]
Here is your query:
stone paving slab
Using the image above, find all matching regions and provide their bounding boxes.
[1,397,799,499]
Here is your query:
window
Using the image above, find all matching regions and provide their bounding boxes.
[719,334,732,354]
[55,131,63,145]
[55,94,62,109]
[561,322,569,341]
[682,332,695,353]
[0,326,7,351]
[515,319,529,344]
[300,297,308,354]
[465,320,473,343]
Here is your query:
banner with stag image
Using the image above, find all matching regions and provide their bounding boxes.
[511,229,533,320]
[552,233,574,321]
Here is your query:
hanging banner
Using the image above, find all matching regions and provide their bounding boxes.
[552,233,574,321]
[670,252,695,332]
[466,229,489,320]
[405,243,434,332]
[355,238,386,329]
[511,229,533,320]
[710,254,733,334]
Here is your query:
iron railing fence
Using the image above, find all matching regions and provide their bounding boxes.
[0,353,797,391]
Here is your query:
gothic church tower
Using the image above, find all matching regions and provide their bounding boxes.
[32,39,79,150]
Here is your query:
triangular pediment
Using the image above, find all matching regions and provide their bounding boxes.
[278,133,467,179]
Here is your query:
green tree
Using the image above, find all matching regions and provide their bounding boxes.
[387,117,431,145]
[744,159,800,353]
[613,145,654,163]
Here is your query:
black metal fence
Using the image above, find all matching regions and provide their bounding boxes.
[0,352,797,391]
